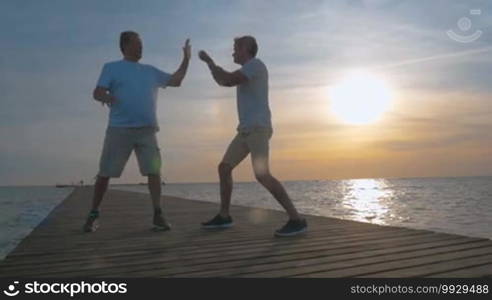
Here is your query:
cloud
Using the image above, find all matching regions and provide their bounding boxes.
[1,1,492,184]
[370,107,492,152]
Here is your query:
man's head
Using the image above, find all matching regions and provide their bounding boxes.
[120,31,142,62]
[233,36,258,65]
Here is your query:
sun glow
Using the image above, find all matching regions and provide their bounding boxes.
[329,70,393,125]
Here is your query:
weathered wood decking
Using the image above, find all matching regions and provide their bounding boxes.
[0,187,491,278]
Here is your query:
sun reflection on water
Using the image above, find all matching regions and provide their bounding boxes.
[341,178,394,224]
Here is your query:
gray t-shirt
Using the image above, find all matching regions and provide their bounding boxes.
[236,58,272,131]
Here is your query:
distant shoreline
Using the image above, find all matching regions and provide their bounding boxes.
[1,174,491,188]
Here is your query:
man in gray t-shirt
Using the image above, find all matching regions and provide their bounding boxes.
[198,36,307,237]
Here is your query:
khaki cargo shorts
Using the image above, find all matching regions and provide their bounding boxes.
[98,127,161,178]
[221,127,273,176]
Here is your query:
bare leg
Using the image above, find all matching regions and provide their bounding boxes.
[148,174,162,212]
[256,173,301,221]
[218,162,233,217]
[91,176,110,211]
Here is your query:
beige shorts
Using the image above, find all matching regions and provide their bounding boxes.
[221,127,273,176]
[98,127,161,178]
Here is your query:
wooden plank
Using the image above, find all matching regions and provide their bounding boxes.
[357,254,492,278]
[426,264,492,278]
[0,228,429,272]
[1,187,491,278]
[291,249,492,278]
[117,238,489,278]
[169,240,492,278]
[0,231,441,277]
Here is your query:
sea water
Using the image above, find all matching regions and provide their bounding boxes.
[1,176,491,260]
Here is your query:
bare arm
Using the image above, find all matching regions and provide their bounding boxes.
[167,39,191,87]
[209,65,248,87]
[93,87,116,106]
[198,50,248,87]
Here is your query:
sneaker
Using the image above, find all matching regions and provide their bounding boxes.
[153,213,171,231]
[274,218,307,237]
[83,211,99,233]
[201,214,233,229]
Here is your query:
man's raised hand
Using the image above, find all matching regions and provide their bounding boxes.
[183,39,191,61]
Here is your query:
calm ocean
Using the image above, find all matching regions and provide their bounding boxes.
[0,186,74,260]
[1,176,491,260]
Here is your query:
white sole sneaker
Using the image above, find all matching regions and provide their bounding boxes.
[274,227,307,237]
[201,222,234,229]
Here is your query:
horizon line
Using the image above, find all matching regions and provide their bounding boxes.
[2,174,491,188]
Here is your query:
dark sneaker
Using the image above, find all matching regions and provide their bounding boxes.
[201,214,233,229]
[274,218,307,237]
[83,211,99,233]
[153,213,171,231]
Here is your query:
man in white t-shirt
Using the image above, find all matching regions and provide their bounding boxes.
[83,31,191,233]
[198,36,307,237]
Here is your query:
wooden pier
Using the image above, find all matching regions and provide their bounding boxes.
[0,187,491,278]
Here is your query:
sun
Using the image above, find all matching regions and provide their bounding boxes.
[329,70,393,125]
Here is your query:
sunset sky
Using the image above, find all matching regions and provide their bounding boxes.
[1,0,491,185]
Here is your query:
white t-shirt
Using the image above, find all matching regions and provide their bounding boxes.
[96,60,171,128]
[237,58,272,130]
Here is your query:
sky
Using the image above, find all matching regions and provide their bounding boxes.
[1,0,491,186]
